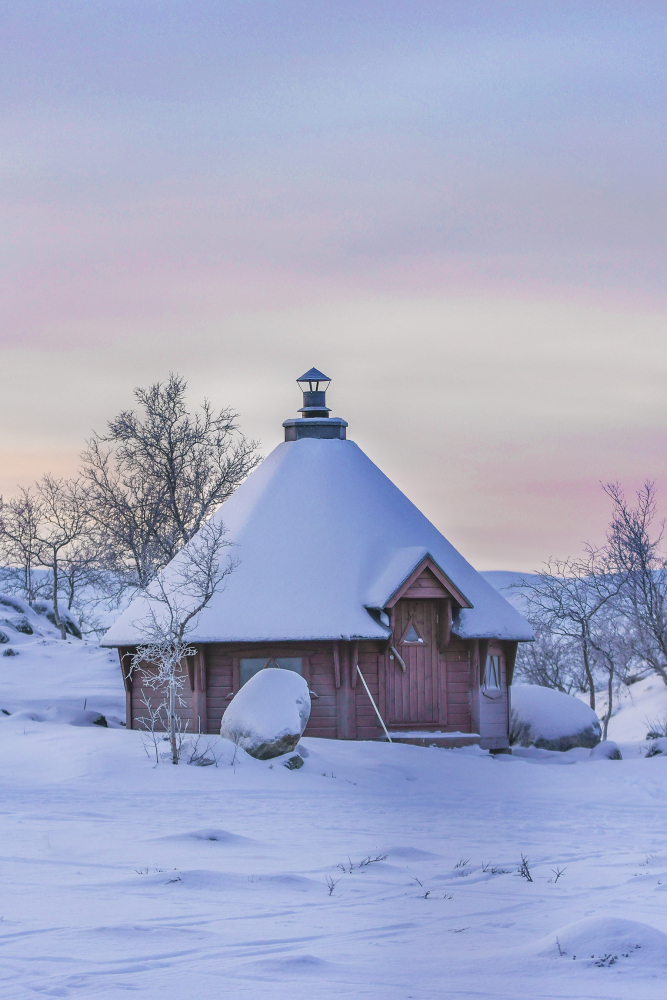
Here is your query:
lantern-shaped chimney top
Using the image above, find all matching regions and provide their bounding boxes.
[296,367,331,417]
[283,367,348,442]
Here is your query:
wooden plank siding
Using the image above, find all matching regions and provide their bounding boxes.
[129,658,193,733]
[116,629,502,744]
[401,566,451,600]
[206,647,234,735]
[355,647,383,740]
[443,640,472,733]
[305,646,338,739]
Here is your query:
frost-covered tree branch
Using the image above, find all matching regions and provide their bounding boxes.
[0,487,45,603]
[604,481,667,686]
[81,374,260,590]
[516,547,625,710]
[0,478,92,638]
[32,476,91,640]
[130,519,237,764]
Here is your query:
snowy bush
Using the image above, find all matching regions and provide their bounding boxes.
[534,916,667,967]
[645,737,667,758]
[220,668,311,760]
[589,740,622,760]
[510,684,601,751]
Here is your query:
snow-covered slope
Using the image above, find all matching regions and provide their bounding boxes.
[0,594,125,724]
[600,675,667,742]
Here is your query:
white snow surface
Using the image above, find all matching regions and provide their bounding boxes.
[512,684,601,741]
[0,598,124,723]
[2,638,667,997]
[220,667,311,755]
[103,437,532,646]
[602,674,667,742]
[531,916,667,966]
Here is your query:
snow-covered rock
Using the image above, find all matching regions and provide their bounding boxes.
[220,668,311,760]
[645,736,667,758]
[510,684,601,751]
[0,594,81,644]
[589,740,622,760]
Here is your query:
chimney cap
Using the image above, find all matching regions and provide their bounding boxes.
[296,367,331,385]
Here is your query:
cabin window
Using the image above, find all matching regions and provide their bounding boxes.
[239,657,303,688]
[483,654,502,690]
[401,622,424,644]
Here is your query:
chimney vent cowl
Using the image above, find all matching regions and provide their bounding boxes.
[283,367,347,441]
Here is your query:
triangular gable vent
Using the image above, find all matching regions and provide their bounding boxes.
[401,622,424,644]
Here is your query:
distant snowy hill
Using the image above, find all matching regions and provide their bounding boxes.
[480,570,539,612]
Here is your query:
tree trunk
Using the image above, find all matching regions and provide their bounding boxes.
[602,664,614,741]
[51,552,66,640]
[582,641,595,710]
[169,672,178,764]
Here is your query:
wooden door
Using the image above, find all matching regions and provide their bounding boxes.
[384,599,444,727]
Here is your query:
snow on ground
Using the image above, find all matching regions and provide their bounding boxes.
[3,625,667,998]
[0,628,124,725]
[2,720,667,999]
[601,675,667,742]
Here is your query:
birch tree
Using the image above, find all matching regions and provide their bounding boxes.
[0,488,45,603]
[82,374,259,590]
[604,481,667,686]
[32,476,91,640]
[518,548,624,710]
[130,519,236,764]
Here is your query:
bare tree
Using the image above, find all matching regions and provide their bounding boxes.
[0,479,93,638]
[130,519,236,764]
[32,476,91,640]
[0,488,46,603]
[514,625,582,694]
[82,374,260,589]
[587,595,636,739]
[518,548,624,710]
[604,481,667,687]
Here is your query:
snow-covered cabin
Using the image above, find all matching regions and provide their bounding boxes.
[103,369,532,750]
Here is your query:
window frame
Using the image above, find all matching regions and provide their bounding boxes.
[238,655,304,688]
[483,653,502,691]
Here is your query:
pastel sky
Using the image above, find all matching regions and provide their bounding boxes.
[2,2,666,570]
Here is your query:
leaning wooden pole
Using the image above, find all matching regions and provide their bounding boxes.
[356,666,392,743]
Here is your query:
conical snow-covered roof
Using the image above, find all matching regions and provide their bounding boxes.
[102,436,532,646]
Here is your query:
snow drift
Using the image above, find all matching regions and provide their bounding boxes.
[220,667,311,759]
[533,916,667,967]
[0,594,81,645]
[511,684,601,751]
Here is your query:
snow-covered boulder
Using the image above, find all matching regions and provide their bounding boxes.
[510,684,601,751]
[220,668,311,760]
[645,737,667,758]
[589,740,622,760]
[0,594,81,644]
